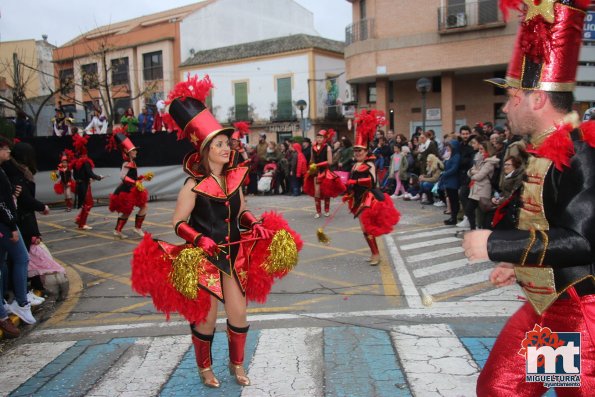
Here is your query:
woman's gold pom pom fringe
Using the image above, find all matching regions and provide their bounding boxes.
[169,247,206,299]
[316,228,330,245]
[263,230,298,274]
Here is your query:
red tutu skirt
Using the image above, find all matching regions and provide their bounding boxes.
[131,211,303,324]
[303,169,345,198]
[359,192,401,237]
[54,181,75,195]
[109,188,149,214]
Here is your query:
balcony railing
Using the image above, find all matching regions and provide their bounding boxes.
[325,105,343,121]
[437,0,504,33]
[274,101,296,122]
[235,104,249,122]
[345,18,375,45]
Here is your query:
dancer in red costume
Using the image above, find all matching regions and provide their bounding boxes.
[72,134,104,230]
[229,121,250,167]
[107,133,152,239]
[51,150,75,212]
[303,129,345,218]
[463,1,595,396]
[131,75,302,389]
[343,109,400,265]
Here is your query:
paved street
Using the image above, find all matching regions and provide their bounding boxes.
[0,194,527,396]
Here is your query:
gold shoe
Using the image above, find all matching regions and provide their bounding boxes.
[229,363,251,386]
[199,367,220,388]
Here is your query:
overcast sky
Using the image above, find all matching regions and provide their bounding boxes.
[0,0,352,46]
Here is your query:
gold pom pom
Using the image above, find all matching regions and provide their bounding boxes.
[50,171,58,182]
[144,172,154,181]
[308,163,318,176]
[316,228,330,245]
[263,229,298,274]
[135,181,145,192]
[169,247,206,299]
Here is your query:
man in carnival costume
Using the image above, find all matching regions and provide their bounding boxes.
[463,1,595,395]
[131,75,302,388]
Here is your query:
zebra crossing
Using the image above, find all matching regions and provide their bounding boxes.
[0,324,497,397]
[387,227,520,304]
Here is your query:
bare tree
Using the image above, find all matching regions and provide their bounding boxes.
[72,29,159,125]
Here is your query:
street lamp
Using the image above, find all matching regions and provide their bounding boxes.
[416,77,431,133]
[296,99,307,138]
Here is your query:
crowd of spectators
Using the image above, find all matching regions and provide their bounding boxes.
[379,122,527,229]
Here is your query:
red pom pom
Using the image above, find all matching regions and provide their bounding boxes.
[319,170,346,198]
[131,234,212,324]
[54,182,64,195]
[360,193,400,237]
[244,211,303,303]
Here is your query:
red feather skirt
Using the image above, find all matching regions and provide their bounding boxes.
[109,188,148,214]
[303,169,346,198]
[358,192,401,237]
[54,181,76,195]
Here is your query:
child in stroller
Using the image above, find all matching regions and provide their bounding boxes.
[257,160,277,194]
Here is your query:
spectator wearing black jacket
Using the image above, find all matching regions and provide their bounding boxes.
[0,137,36,330]
[457,125,476,227]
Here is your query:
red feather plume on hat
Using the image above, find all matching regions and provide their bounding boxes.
[166,74,214,141]
[166,74,213,104]
[232,121,250,139]
[72,134,89,155]
[105,126,128,152]
[499,0,523,22]
[354,109,386,147]
[326,128,336,143]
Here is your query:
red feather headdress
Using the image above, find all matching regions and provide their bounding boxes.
[354,109,386,149]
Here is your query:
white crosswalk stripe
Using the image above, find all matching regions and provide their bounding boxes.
[400,237,461,251]
[243,328,323,397]
[413,258,469,278]
[87,335,189,397]
[423,269,493,296]
[0,341,77,396]
[388,227,510,302]
[1,324,491,397]
[396,227,458,241]
[391,323,479,396]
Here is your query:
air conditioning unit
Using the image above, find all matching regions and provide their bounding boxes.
[446,12,467,28]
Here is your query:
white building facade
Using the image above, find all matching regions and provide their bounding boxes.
[180,34,347,142]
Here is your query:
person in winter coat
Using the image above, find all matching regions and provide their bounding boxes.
[464,141,499,230]
[289,142,307,196]
[0,138,36,335]
[120,108,139,133]
[439,140,461,225]
[137,107,154,135]
[419,154,444,205]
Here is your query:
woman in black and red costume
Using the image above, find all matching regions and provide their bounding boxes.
[229,121,250,168]
[303,129,345,218]
[343,109,400,265]
[72,134,104,230]
[131,75,302,389]
[107,132,152,239]
[51,150,76,212]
